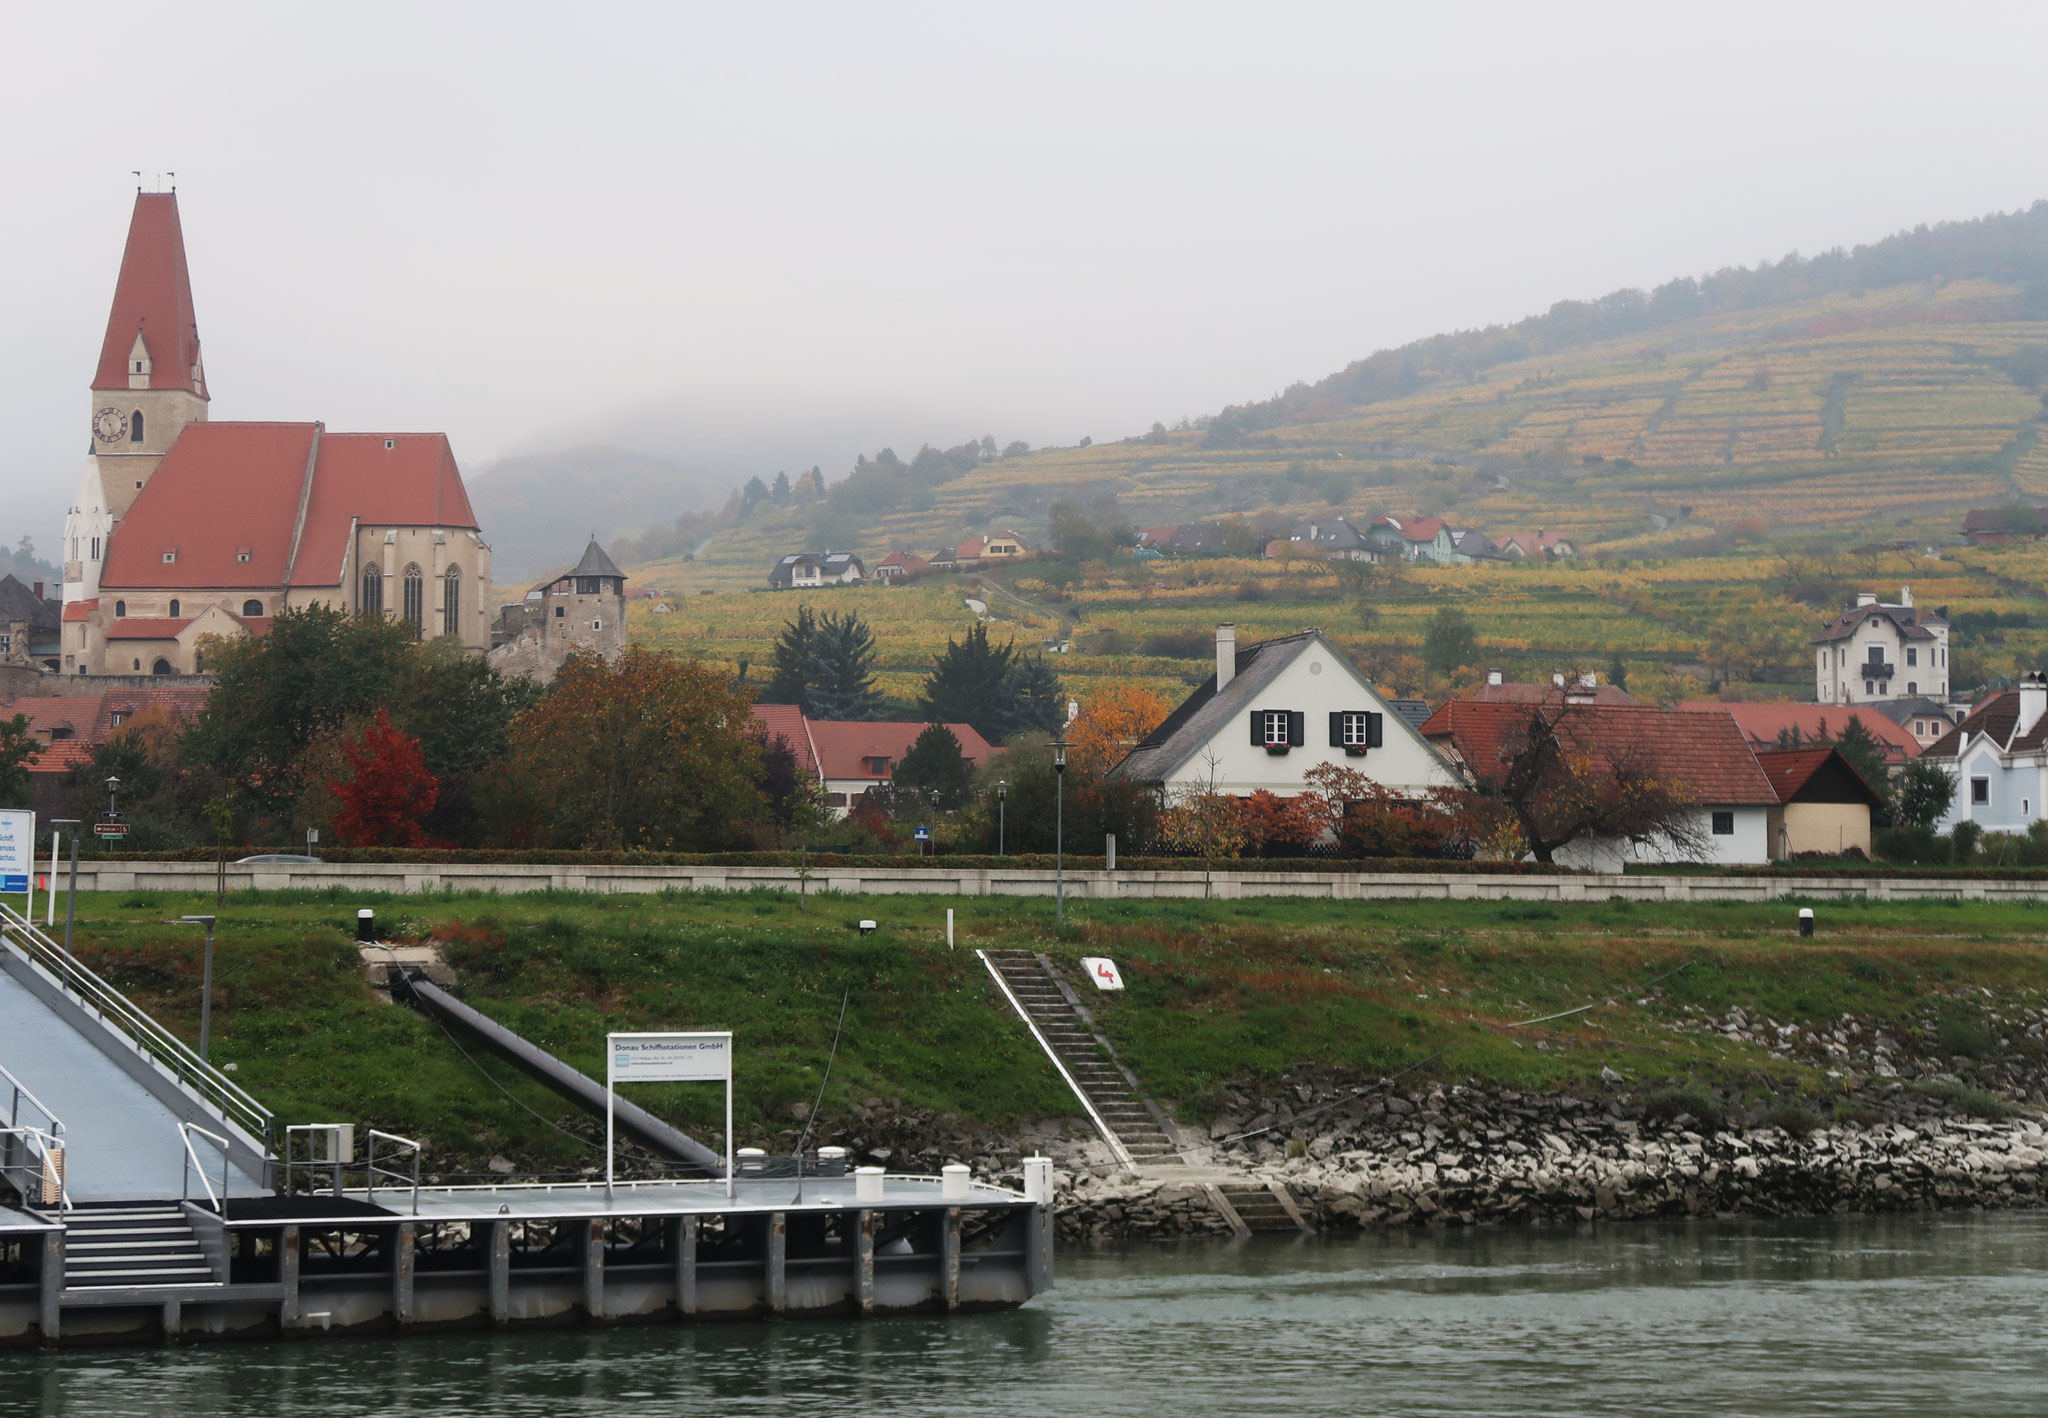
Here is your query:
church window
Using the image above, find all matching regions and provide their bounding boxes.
[90,537,100,560]
[169,599,180,617]
[132,659,141,671]
[361,568,384,616]
[114,600,126,617]
[130,411,144,442]
[151,658,172,676]
[402,565,425,635]
[442,567,461,636]
[242,599,263,618]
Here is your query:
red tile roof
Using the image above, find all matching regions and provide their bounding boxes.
[1420,700,1778,804]
[6,687,212,770]
[1677,701,1920,762]
[61,599,98,623]
[29,740,96,774]
[806,720,995,781]
[8,697,105,740]
[748,703,820,780]
[1752,747,1886,807]
[101,423,476,592]
[107,617,194,640]
[95,193,205,396]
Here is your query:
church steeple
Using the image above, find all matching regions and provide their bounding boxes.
[94,191,206,398]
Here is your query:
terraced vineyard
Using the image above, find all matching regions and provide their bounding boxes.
[622,263,2048,706]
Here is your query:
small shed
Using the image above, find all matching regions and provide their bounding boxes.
[1755,746,1886,859]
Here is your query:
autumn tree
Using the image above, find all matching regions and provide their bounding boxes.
[1482,704,1708,864]
[1423,606,1478,677]
[508,647,766,850]
[1067,684,1171,778]
[324,709,438,847]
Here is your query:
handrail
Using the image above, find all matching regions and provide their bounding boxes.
[180,1121,232,1214]
[0,899,273,1150]
[366,1129,422,1216]
[0,1126,68,1213]
[0,1060,63,1138]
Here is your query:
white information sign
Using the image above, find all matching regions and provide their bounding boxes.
[1079,956,1125,991]
[612,1032,732,1082]
[606,1030,735,1199]
[0,810,33,898]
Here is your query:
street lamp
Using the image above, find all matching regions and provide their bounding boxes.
[50,820,79,951]
[996,780,1008,857]
[179,915,218,1064]
[1051,737,1067,923]
[929,788,942,858]
[105,776,121,817]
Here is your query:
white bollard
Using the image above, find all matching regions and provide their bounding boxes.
[737,1147,767,1177]
[941,1163,971,1201]
[855,1165,885,1202]
[816,1145,848,1174]
[1022,1156,1053,1206]
[946,908,954,949]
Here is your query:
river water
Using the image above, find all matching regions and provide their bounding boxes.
[12,1213,2048,1417]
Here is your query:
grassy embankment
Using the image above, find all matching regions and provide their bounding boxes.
[49,888,2048,1174]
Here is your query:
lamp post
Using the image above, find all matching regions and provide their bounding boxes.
[51,820,79,952]
[996,781,1007,857]
[1052,738,1067,923]
[179,915,218,1064]
[929,788,941,857]
[106,775,121,818]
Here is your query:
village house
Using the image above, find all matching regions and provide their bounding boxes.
[1922,673,2048,835]
[1677,701,1921,765]
[747,705,993,816]
[873,551,929,583]
[952,532,1032,572]
[1962,506,2048,544]
[1475,669,1635,705]
[1419,700,1780,868]
[1813,587,1948,705]
[766,552,865,589]
[1364,516,1455,562]
[4,684,211,816]
[1754,747,1887,859]
[1495,530,1576,560]
[1110,625,1459,799]
[1285,518,1374,560]
[0,576,60,673]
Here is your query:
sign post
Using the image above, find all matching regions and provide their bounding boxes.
[607,1031,734,1202]
[0,811,33,920]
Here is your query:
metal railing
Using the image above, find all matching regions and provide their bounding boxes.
[180,1122,233,1214]
[282,1123,354,1197]
[1,1060,63,1142]
[0,1127,66,1212]
[0,899,273,1150]
[366,1129,422,1216]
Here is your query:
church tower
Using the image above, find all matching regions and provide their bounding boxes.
[65,191,209,605]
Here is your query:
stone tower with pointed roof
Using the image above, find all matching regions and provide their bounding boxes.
[488,539,627,684]
[61,190,495,677]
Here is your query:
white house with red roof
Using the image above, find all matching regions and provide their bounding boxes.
[1812,587,1949,707]
[60,192,492,676]
[746,704,994,816]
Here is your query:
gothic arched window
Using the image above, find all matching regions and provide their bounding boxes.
[114,600,126,617]
[441,566,461,637]
[168,599,180,617]
[402,564,425,635]
[361,567,383,617]
[131,411,145,443]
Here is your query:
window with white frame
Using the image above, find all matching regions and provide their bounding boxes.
[1340,712,1372,747]
[1972,777,1991,805]
[1262,710,1289,747]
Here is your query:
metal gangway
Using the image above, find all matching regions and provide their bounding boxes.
[0,899,272,1203]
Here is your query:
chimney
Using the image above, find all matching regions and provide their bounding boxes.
[1486,668,1503,687]
[1855,592,1877,608]
[32,582,42,600]
[1216,624,1236,691]
[1552,673,1566,688]
[1900,585,1913,608]
[1579,671,1597,690]
[2022,671,2048,738]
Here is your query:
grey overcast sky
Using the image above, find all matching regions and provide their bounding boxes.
[3,1,2044,546]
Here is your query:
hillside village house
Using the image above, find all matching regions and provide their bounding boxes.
[748,705,993,816]
[1111,626,1460,800]
[1420,700,1781,869]
[1495,530,1575,559]
[767,552,865,589]
[61,192,492,676]
[1924,673,2048,835]
[1814,587,1948,705]
[873,551,929,583]
[1365,516,1456,562]
[1285,518,1373,560]
[952,533,1032,571]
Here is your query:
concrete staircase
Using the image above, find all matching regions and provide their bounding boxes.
[980,950,1181,1168]
[1215,1181,1310,1234]
[63,1204,218,1290]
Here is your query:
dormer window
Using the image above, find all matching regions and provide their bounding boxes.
[161,549,177,564]
[384,439,396,450]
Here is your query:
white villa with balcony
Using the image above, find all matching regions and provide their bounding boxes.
[1813,587,1948,706]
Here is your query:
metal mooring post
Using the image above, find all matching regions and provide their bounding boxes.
[180,915,218,1063]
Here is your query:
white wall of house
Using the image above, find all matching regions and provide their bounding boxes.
[1159,640,1458,797]
[1815,593,1948,704]
[1553,805,1770,870]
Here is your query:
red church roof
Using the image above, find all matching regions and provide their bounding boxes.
[101,423,477,591]
[95,193,206,397]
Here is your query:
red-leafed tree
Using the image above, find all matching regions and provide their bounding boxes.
[325,709,439,847]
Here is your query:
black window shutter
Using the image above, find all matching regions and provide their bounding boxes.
[1328,711,1343,746]
[1250,710,1264,746]
[1288,710,1306,747]
[1367,712,1384,747]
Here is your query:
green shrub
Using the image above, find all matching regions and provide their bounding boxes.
[1762,1103,1824,1139]
[1952,820,1984,865]
[1936,1012,1997,1059]
[1833,1099,1884,1127]
[1875,825,1947,865]
[1912,1079,2014,1119]
[1643,1088,1726,1131]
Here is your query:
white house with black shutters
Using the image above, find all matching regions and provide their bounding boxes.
[1110,624,1459,798]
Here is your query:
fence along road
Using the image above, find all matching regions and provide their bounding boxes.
[44,860,2048,903]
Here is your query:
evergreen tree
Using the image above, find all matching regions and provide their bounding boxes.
[761,605,817,711]
[1000,653,1067,740]
[806,611,882,720]
[771,470,793,505]
[894,723,972,807]
[1831,715,1890,805]
[1608,652,1628,694]
[740,475,772,516]
[920,624,1016,743]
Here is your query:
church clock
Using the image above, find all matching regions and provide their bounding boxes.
[93,407,129,444]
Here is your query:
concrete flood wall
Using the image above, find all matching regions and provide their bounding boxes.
[55,859,2048,903]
